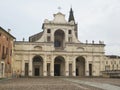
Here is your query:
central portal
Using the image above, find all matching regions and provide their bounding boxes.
[35,68,40,76]
[54,56,65,76]
[54,64,60,76]
[33,56,43,76]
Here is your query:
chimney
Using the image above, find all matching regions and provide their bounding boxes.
[8,29,11,33]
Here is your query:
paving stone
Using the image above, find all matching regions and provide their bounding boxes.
[0,77,119,90]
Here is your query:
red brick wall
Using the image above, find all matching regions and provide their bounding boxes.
[0,30,13,73]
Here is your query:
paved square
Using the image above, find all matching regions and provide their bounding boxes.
[0,77,120,90]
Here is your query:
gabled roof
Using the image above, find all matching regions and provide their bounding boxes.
[0,26,16,39]
[29,31,43,42]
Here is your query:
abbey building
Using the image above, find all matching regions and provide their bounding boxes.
[12,8,120,77]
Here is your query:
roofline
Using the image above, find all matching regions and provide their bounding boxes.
[29,31,43,38]
[106,55,120,59]
[0,26,16,39]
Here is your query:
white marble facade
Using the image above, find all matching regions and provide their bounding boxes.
[14,10,117,77]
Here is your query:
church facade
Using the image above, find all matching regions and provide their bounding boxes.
[14,8,120,77]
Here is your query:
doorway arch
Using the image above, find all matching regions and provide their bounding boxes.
[76,56,85,76]
[54,56,65,76]
[33,56,43,76]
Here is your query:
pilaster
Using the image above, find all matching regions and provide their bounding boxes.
[43,56,47,76]
[29,58,32,76]
[85,60,89,76]
[21,60,25,76]
[65,56,69,76]
[50,57,54,76]
[72,59,76,76]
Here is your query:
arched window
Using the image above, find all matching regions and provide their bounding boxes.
[54,40,61,47]
[54,30,65,48]
[33,56,42,62]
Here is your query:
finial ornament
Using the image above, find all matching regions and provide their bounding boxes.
[71,5,72,8]
[58,6,61,12]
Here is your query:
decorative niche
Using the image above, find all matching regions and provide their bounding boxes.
[77,47,84,51]
[34,46,42,51]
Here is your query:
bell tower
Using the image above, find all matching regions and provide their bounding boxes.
[68,8,78,38]
[68,8,75,22]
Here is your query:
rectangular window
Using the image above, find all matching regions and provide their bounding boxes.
[47,29,51,33]
[0,44,1,52]
[2,46,5,59]
[1,63,4,75]
[47,36,51,42]
[89,64,92,76]
[112,65,114,70]
[68,30,72,34]
[25,63,29,76]
[106,61,108,64]
[68,37,72,42]
[105,65,110,71]
[117,64,118,70]
[111,61,113,64]
[6,47,8,55]
[114,61,116,64]
[7,37,8,41]
[10,49,12,56]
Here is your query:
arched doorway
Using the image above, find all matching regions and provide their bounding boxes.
[76,56,85,76]
[54,56,65,76]
[33,56,43,76]
[54,30,65,48]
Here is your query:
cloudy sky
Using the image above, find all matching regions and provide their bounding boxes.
[0,0,120,55]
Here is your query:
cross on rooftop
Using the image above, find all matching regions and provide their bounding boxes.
[58,6,62,12]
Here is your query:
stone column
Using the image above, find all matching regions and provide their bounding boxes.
[51,29,54,42]
[92,56,95,76]
[43,60,47,76]
[85,60,89,76]
[29,59,32,76]
[72,59,76,76]
[65,59,69,76]
[21,60,25,76]
[100,56,104,75]
[50,59,54,76]
[65,30,68,42]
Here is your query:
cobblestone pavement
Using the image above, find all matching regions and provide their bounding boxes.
[0,77,120,90]
[64,77,120,90]
[73,78,120,86]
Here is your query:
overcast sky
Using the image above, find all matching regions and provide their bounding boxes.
[0,0,120,55]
